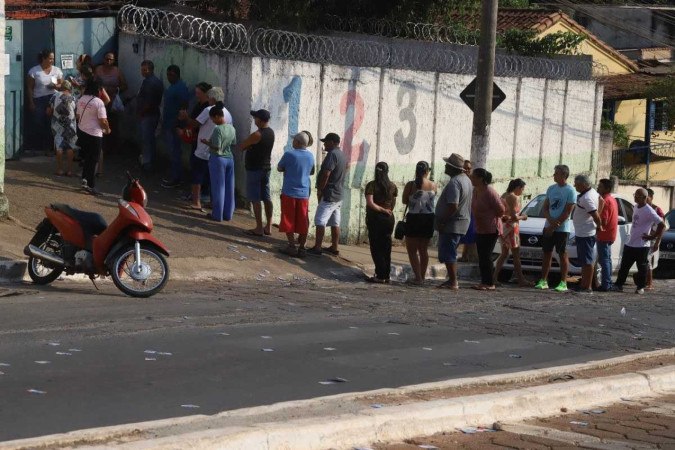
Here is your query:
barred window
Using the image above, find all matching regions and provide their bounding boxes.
[653,101,669,131]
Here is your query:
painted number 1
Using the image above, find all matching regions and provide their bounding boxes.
[283,76,302,153]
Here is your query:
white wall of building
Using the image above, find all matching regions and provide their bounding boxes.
[118,33,603,242]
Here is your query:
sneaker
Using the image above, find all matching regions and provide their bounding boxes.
[161,180,181,188]
[306,247,323,256]
[610,285,624,292]
[534,279,549,290]
[81,178,88,189]
[574,288,593,295]
[85,187,102,196]
[554,281,568,292]
[635,288,645,295]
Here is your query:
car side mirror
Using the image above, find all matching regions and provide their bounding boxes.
[618,216,627,225]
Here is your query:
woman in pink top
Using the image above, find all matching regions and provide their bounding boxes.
[470,168,505,290]
[76,79,110,195]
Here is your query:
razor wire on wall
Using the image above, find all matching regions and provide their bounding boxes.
[118,4,594,80]
[322,14,482,47]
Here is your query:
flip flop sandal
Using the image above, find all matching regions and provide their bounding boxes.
[437,281,459,290]
[322,247,340,256]
[186,205,205,213]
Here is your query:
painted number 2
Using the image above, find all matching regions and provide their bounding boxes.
[283,76,302,153]
[340,88,366,167]
[395,82,417,155]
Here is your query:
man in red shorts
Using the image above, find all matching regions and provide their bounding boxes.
[277,131,316,257]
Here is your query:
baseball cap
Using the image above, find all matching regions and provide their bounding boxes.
[250,109,270,121]
[319,132,340,144]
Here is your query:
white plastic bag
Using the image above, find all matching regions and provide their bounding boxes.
[111,92,124,113]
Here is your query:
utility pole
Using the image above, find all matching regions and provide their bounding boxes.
[470,0,499,169]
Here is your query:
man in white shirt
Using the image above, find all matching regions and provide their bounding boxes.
[178,87,232,211]
[572,174,604,294]
[613,188,665,294]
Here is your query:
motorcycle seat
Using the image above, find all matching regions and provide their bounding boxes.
[51,204,108,240]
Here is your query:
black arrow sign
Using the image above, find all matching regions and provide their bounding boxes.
[460,77,506,112]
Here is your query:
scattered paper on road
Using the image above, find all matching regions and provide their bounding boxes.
[218,332,230,336]
[349,326,359,329]
[261,336,272,339]
[422,347,433,351]
[464,340,480,344]
[27,389,46,395]
[157,352,172,356]
[509,354,522,358]
[145,357,156,361]
[68,349,82,352]
[570,421,588,426]
[323,347,336,351]
[0,363,10,367]
[34,361,50,364]
[370,403,384,409]
[621,307,626,316]
[48,342,60,346]
[458,426,495,434]
[181,404,200,409]
[261,348,274,352]
[55,352,72,356]
[419,445,439,449]
[387,332,400,335]
[144,350,157,354]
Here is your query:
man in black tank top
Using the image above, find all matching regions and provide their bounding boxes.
[238,109,275,236]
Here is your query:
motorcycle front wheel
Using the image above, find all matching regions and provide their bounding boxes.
[27,234,64,285]
[109,244,169,298]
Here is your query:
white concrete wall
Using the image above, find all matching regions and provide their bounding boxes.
[119,33,603,242]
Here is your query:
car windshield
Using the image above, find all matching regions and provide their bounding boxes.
[666,210,674,230]
[521,194,547,218]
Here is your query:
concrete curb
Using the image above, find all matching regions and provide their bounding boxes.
[2,348,673,450]
[0,260,26,284]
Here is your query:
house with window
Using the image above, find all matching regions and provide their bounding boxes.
[480,9,674,181]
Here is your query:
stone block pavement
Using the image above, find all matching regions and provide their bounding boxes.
[378,394,675,449]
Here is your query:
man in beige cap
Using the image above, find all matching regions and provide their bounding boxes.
[435,153,473,289]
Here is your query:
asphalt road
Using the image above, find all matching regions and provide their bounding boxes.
[1,276,674,442]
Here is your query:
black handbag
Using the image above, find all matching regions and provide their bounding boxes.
[394,205,408,240]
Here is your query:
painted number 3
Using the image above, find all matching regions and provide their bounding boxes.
[395,82,417,155]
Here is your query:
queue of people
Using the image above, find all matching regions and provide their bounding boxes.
[26,49,123,195]
[29,56,666,294]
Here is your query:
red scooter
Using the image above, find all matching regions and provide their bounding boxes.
[24,172,170,297]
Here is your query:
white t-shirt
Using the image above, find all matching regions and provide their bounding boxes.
[194,106,215,160]
[194,105,233,160]
[627,204,662,248]
[76,95,107,137]
[28,65,63,98]
[572,188,600,237]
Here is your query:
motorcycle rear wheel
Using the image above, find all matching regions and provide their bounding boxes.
[109,244,169,298]
[27,236,64,285]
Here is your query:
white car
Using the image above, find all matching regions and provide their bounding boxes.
[495,193,660,277]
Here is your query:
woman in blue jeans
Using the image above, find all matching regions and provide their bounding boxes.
[200,104,236,221]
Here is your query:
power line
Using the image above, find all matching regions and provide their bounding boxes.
[546,0,675,47]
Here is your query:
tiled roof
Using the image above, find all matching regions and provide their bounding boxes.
[598,73,672,100]
[451,9,568,33]
[6,0,123,19]
[453,8,639,73]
